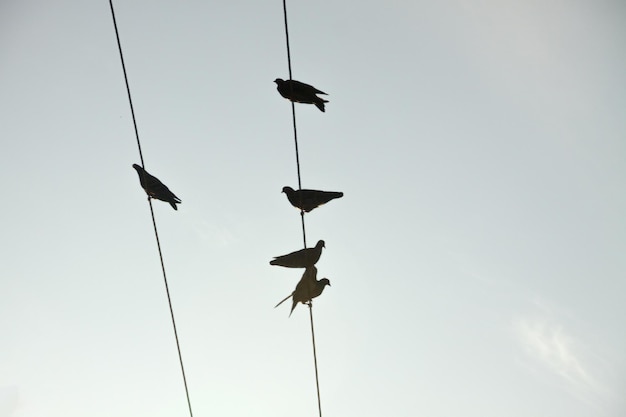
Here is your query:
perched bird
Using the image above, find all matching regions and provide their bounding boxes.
[270,240,325,268]
[274,78,329,112]
[275,266,331,316]
[132,164,181,210]
[282,186,344,213]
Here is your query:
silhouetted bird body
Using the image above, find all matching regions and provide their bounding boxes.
[282,186,343,212]
[274,78,328,112]
[132,164,181,210]
[270,240,325,268]
[274,266,331,316]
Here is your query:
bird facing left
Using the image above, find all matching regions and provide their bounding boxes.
[132,164,182,210]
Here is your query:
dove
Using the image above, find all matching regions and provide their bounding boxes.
[282,186,344,213]
[274,78,329,112]
[275,266,331,316]
[270,240,325,268]
[132,164,181,210]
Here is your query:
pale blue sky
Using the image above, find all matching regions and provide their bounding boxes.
[1,1,625,416]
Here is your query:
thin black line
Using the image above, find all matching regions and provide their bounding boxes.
[281,0,322,416]
[148,200,194,417]
[290,102,307,249]
[309,303,323,417]
[281,0,293,80]
[108,0,145,168]
[108,2,194,416]
[282,0,307,249]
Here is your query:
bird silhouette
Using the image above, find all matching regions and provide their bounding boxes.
[274,78,329,112]
[275,266,331,316]
[282,186,343,213]
[270,240,325,268]
[132,164,181,210]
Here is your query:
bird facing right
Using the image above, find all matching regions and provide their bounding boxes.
[269,240,325,268]
[274,266,331,316]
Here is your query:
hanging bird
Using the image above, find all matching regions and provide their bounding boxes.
[270,240,325,268]
[132,164,181,210]
[282,186,344,213]
[274,78,329,112]
[275,266,331,316]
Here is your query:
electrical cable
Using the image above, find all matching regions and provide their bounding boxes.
[280,1,323,416]
[108,2,194,416]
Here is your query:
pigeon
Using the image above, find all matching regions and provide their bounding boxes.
[132,164,181,210]
[274,78,329,112]
[274,266,331,316]
[282,186,344,213]
[270,240,325,268]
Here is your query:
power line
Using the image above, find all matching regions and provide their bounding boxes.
[309,303,323,417]
[108,2,194,417]
[281,0,307,249]
[280,0,323,416]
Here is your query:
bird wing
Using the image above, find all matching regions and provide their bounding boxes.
[292,80,326,95]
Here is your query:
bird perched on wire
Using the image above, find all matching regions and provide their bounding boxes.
[282,186,344,213]
[275,266,331,317]
[274,78,329,112]
[270,240,325,268]
[132,164,181,210]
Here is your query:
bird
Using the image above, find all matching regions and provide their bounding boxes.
[282,186,344,213]
[269,240,325,268]
[274,78,329,112]
[132,164,181,210]
[275,266,331,316]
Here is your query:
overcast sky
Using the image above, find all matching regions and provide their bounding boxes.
[1,1,625,416]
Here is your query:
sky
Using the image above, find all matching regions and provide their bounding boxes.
[1,0,625,416]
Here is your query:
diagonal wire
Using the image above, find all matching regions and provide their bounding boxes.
[308,302,322,417]
[108,2,194,417]
[281,0,307,249]
[281,1,322,416]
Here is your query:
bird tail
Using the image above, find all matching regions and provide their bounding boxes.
[274,293,292,308]
[169,201,178,210]
[289,299,298,317]
[314,98,328,112]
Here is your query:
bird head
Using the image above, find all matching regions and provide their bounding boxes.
[274,78,284,85]
[132,163,142,171]
[316,240,326,249]
[320,278,331,287]
[282,186,294,194]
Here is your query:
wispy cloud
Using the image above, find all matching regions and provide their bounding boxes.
[513,299,613,411]
[516,317,593,385]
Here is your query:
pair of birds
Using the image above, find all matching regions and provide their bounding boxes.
[132,165,343,214]
[274,78,328,112]
[270,241,331,316]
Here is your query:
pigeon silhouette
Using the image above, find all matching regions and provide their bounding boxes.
[132,164,181,210]
[270,240,325,268]
[282,186,344,213]
[275,266,331,316]
[274,78,329,112]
